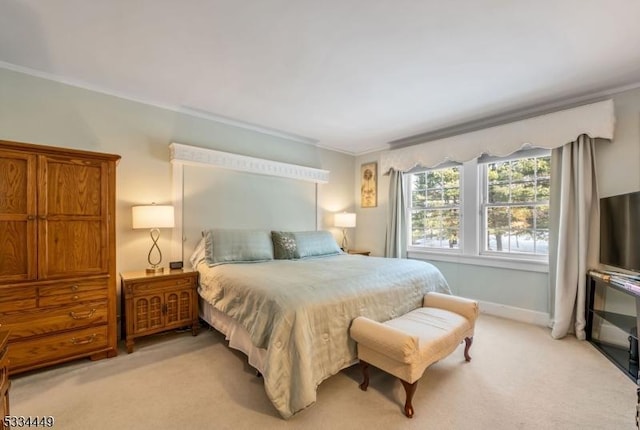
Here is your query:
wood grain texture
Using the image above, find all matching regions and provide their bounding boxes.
[0,140,120,374]
[0,149,37,283]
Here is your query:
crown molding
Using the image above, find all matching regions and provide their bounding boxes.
[169,142,330,184]
[0,61,318,146]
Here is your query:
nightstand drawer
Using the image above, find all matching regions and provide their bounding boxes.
[39,279,108,307]
[0,286,37,312]
[1,301,108,341]
[128,276,195,294]
[9,325,109,371]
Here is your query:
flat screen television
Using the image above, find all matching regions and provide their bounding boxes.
[600,191,640,273]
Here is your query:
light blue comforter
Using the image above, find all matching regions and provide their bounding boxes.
[198,254,450,418]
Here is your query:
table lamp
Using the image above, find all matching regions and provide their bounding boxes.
[334,212,356,252]
[132,203,175,273]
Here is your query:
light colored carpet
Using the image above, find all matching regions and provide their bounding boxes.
[10,315,636,429]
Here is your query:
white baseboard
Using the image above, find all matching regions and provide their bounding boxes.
[479,300,551,327]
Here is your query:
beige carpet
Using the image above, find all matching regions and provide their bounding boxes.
[9,315,636,429]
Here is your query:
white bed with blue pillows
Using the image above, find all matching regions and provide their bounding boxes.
[191,229,451,419]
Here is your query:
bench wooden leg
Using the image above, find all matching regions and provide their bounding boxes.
[464,336,473,361]
[400,379,418,418]
[359,360,370,391]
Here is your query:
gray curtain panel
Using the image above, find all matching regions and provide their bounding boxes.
[385,169,407,258]
[550,134,600,339]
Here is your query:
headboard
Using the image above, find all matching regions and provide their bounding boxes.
[169,143,330,264]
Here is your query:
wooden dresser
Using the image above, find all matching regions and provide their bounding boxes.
[0,140,120,374]
[0,331,9,426]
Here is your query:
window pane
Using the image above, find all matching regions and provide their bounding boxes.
[408,167,461,250]
[488,161,511,183]
[412,189,426,207]
[512,158,536,181]
[445,229,459,249]
[443,187,460,205]
[537,157,551,177]
[442,168,460,187]
[511,181,535,202]
[536,205,549,229]
[511,206,533,232]
[412,173,427,190]
[426,189,443,207]
[488,184,510,203]
[534,229,549,254]
[537,178,550,201]
[486,206,509,252]
[427,171,442,187]
[510,230,535,253]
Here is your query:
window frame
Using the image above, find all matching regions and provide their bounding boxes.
[406,163,463,253]
[479,149,551,261]
[405,151,550,273]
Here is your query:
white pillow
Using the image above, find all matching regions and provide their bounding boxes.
[189,237,207,269]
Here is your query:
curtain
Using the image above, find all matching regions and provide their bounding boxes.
[550,134,600,340]
[385,169,407,258]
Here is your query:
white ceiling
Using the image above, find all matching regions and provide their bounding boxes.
[1,1,640,155]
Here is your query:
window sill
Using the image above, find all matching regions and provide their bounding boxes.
[407,249,549,273]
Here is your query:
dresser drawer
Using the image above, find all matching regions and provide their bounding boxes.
[0,286,37,313]
[8,325,109,371]
[128,276,195,295]
[1,301,108,341]
[39,279,108,307]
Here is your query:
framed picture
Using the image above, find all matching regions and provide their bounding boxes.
[360,162,377,208]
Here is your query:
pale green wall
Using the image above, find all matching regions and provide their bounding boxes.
[3,66,638,317]
[0,68,356,276]
[355,88,640,315]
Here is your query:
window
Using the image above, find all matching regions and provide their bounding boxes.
[407,149,551,265]
[481,153,550,256]
[408,165,461,250]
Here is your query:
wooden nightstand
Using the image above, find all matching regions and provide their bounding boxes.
[120,269,199,353]
[347,250,371,256]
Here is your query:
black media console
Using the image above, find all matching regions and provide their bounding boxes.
[585,271,640,382]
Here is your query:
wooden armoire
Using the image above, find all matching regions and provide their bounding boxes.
[0,140,120,374]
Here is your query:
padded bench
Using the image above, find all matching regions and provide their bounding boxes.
[350,292,479,417]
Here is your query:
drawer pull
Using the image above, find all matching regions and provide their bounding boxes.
[72,295,79,301]
[71,334,97,345]
[69,309,96,320]
[70,285,79,291]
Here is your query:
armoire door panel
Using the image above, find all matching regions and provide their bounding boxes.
[0,150,37,282]
[40,157,104,217]
[0,222,30,280]
[41,220,105,277]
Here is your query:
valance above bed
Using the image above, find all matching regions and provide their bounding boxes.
[380,99,615,173]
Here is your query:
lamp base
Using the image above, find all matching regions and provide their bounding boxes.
[146,266,164,274]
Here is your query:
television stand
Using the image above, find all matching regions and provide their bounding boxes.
[601,270,640,281]
[586,270,640,383]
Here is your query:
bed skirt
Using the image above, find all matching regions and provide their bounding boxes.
[199,296,267,373]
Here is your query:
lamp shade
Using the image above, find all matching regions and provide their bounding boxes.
[334,212,356,228]
[132,205,175,229]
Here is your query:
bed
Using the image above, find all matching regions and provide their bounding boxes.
[193,229,451,418]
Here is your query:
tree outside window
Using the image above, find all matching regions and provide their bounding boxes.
[484,155,550,255]
[409,166,461,250]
